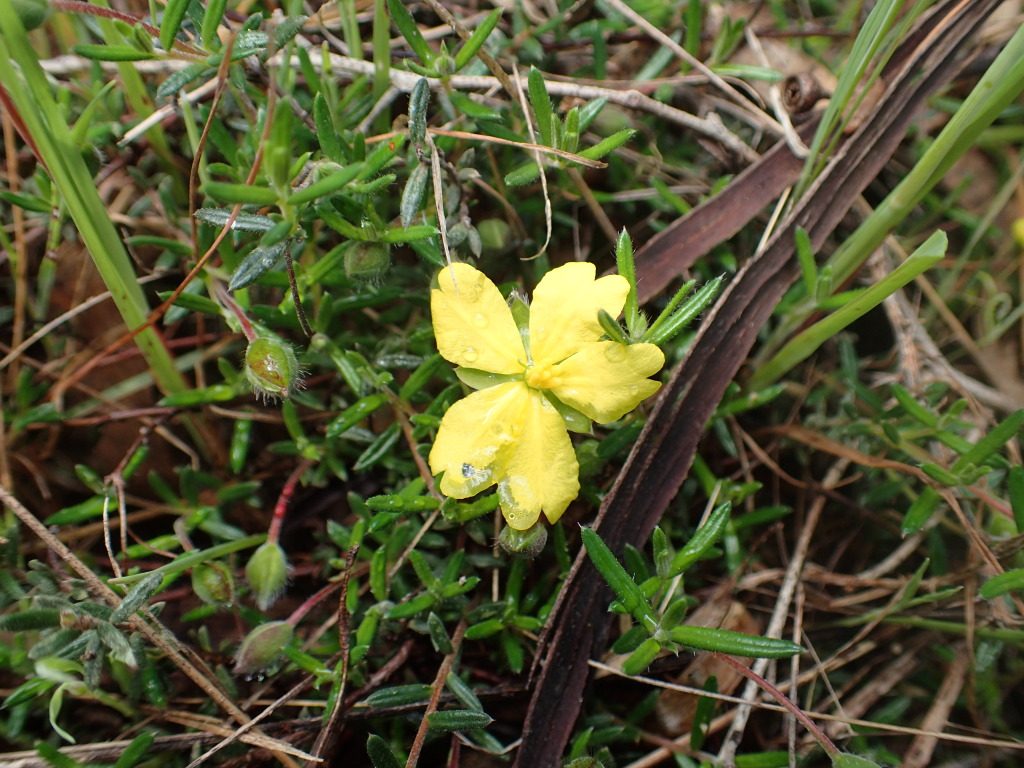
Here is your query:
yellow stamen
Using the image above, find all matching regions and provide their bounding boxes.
[525,362,562,390]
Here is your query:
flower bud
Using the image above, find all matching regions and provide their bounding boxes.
[245,541,291,610]
[192,561,236,606]
[11,0,51,30]
[498,521,547,558]
[343,241,391,282]
[244,337,300,401]
[233,621,293,677]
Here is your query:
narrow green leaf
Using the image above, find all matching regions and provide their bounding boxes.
[504,159,543,187]
[157,62,210,98]
[581,526,658,633]
[671,502,731,576]
[159,0,190,52]
[670,626,803,658]
[200,0,227,49]
[314,92,344,163]
[979,568,1024,600]
[288,165,361,204]
[400,162,430,228]
[426,709,493,733]
[528,67,553,147]
[453,8,502,71]
[366,735,403,768]
[203,181,279,206]
[751,231,945,390]
[0,609,61,631]
[578,128,635,160]
[384,0,433,64]
[622,637,662,676]
[597,310,628,345]
[326,393,389,438]
[901,486,942,536]
[951,409,1024,473]
[408,77,430,145]
[71,44,154,61]
[110,571,164,622]
[228,242,289,291]
[195,207,276,232]
[1009,466,1024,533]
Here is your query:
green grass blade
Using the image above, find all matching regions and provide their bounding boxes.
[751,230,946,390]
[0,8,187,397]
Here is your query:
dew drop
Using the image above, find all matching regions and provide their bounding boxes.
[629,385,639,395]
[604,344,627,363]
[472,313,488,329]
[464,347,479,363]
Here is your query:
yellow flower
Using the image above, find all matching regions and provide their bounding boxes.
[428,261,665,530]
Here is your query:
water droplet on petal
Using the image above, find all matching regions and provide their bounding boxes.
[472,313,488,329]
[629,385,639,395]
[464,347,479,363]
[604,344,627,363]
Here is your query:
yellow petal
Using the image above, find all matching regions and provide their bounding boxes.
[529,262,629,365]
[497,389,580,529]
[432,263,524,375]
[429,382,527,498]
[551,341,664,423]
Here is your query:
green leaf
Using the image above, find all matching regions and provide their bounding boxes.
[671,502,731,575]
[288,165,362,205]
[228,242,289,291]
[364,684,432,707]
[384,0,434,64]
[72,44,154,62]
[194,207,276,232]
[901,486,942,536]
[203,180,279,206]
[408,77,430,144]
[453,8,502,71]
[110,571,164,623]
[426,710,493,733]
[200,0,227,49]
[578,128,635,160]
[528,67,553,147]
[951,409,1024,472]
[669,626,803,658]
[159,0,190,52]
[400,162,430,228]
[1009,466,1024,533]
[314,92,344,163]
[581,526,658,634]
[366,734,404,768]
[622,637,662,676]
[157,62,210,98]
[979,568,1024,600]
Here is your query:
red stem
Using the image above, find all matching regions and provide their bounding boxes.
[713,652,840,758]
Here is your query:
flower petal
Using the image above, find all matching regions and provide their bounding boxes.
[429,382,526,499]
[529,262,629,365]
[497,390,580,529]
[551,341,664,423]
[432,262,524,375]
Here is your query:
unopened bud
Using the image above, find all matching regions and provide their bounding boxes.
[11,0,51,30]
[245,541,291,610]
[498,521,547,558]
[343,241,391,282]
[244,337,300,401]
[192,562,236,606]
[233,621,293,677]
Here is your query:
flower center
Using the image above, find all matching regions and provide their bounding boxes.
[525,362,561,390]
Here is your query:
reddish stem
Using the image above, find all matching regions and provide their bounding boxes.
[713,652,840,758]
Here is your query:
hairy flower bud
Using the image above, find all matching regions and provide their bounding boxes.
[233,621,294,677]
[343,241,391,282]
[244,337,300,401]
[498,521,547,558]
[245,541,291,610]
[11,0,51,30]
